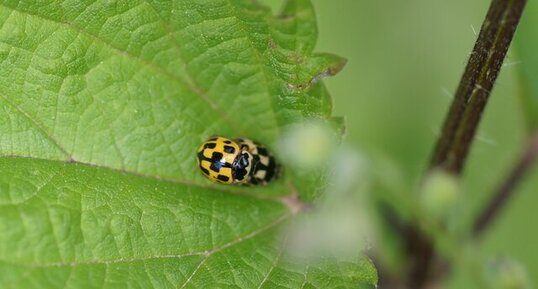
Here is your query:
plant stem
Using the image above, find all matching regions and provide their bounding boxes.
[430,0,527,174]
[472,134,538,237]
[407,0,527,287]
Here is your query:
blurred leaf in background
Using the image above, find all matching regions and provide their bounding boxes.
[515,0,538,132]
[308,0,538,287]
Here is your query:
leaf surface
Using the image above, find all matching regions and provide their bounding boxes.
[0,0,375,287]
[515,0,538,131]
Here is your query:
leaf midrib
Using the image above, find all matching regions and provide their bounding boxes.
[0,155,290,203]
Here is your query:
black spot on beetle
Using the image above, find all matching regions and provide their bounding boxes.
[257,146,268,156]
[264,159,276,181]
[249,177,260,185]
[200,166,210,176]
[224,140,232,144]
[210,152,223,171]
[217,175,230,182]
[204,142,216,149]
[224,145,235,154]
[211,151,223,160]
[197,151,213,166]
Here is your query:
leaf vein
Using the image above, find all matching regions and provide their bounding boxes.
[0,3,246,135]
[0,213,289,269]
[0,94,70,159]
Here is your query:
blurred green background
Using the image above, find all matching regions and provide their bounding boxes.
[269,0,538,287]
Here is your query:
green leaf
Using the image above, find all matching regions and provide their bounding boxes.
[515,0,538,131]
[0,0,375,288]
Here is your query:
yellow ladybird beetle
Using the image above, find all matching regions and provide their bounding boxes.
[197,136,279,185]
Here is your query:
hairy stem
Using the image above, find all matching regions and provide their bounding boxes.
[472,134,538,237]
[430,0,527,174]
[407,0,527,287]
